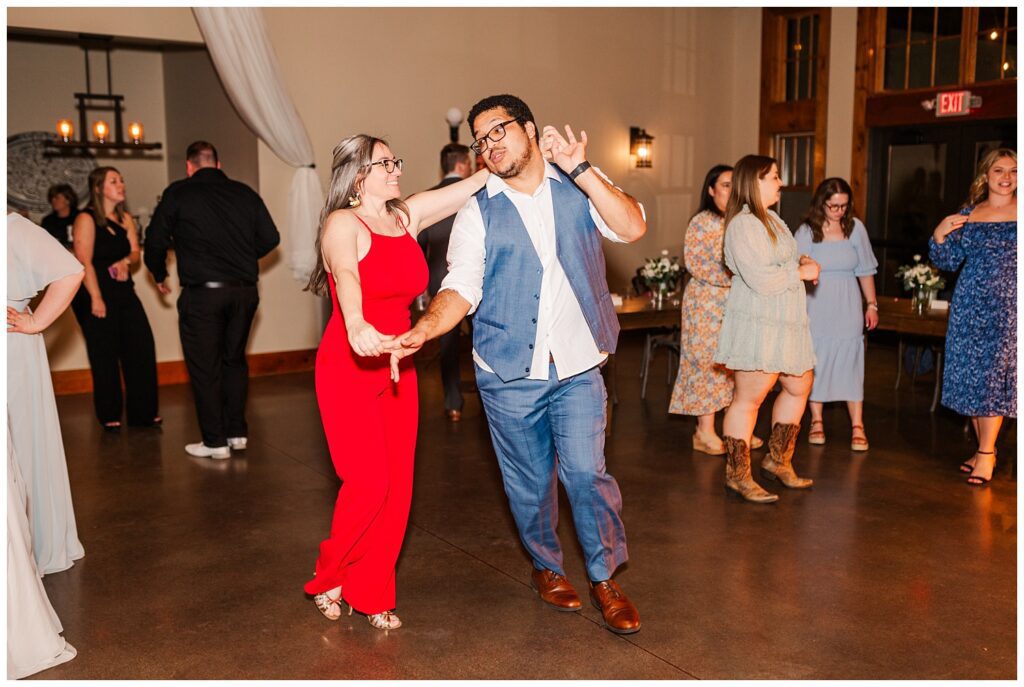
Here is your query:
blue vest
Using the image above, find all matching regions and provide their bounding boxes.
[473,168,620,382]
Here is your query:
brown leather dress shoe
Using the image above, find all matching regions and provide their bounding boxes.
[446,409,462,422]
[530,569,582,611]
[589,579,641,634]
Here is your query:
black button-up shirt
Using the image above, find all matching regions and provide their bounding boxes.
[144,167,280,286]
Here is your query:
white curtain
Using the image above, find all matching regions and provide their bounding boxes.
[192,7,321,282]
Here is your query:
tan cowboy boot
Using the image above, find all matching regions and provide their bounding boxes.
[723,436,778,503]
[761,422,813,488]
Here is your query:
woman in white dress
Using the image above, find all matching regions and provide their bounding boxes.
[7,213,84,677]
[713,155,820,503]
[7,212,86,573]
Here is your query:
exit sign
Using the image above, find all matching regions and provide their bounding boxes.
[936,90,972,117]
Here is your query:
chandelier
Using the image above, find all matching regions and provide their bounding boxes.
[46,34,162,155]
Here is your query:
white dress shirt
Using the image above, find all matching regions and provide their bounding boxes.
[440,162,635,381]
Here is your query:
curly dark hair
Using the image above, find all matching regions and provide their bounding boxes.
[802,177,855,243]
[467,94,538,144]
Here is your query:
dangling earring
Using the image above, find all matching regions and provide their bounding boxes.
[347,191,361,208]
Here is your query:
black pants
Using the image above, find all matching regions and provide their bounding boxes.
[439,323,463,412]
[178,285,259,447]
[71,287,159,425]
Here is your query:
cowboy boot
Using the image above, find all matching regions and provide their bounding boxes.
[723,436,778,503]
[761,422,813,488]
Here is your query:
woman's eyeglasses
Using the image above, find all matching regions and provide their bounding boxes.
[825,203,849,212]
[368,158,403,173]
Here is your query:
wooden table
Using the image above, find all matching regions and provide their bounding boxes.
[603,296,682,433]
[874,297,950,412]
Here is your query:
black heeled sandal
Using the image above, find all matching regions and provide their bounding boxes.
[966,450,996,486]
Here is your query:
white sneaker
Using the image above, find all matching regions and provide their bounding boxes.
[185,442,231,460]
[227,437,248,450]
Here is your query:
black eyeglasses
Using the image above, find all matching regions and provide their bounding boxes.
[825,202,849,212]
[470,118,520,155]
[367,158,403,173]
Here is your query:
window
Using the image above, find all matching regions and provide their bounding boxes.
[975,7,1017,81]
[775,133,815,231]
[785,14,820,100]
[884,7,963,90]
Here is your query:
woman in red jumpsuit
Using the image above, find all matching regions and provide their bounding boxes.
[304,134,487,630]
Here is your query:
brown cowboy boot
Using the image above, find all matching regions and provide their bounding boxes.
[761,422,813,488]
[723,436,778,503]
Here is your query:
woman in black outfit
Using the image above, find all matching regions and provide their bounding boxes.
[71,166,160,429]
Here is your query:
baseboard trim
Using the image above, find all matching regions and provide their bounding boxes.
[52,348,317,396]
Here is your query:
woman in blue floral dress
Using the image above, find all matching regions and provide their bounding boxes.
[928,148,1017,486]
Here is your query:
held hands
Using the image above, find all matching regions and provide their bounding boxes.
[7,306,41,335]
[91,297,107,319]
[798,255,820,285]
[156,282,172,295]
[346,319,395,358]
[540,125,588,174]
[932,213,967,244]
[386,328,428,383]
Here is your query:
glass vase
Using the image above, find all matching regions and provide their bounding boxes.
[654,283,667,308]
[911,285,934,314]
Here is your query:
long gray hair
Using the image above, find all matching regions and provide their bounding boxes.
[305,134,410,296]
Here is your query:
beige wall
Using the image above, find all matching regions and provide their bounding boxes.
[258,7,762,293]
[9,7,765,370]
[826,8,857,181]
[7,7,201,43]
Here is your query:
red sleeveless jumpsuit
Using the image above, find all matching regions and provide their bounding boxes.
[304,220,428,615]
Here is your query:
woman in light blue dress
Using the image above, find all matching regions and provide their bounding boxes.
[795,178,879,451]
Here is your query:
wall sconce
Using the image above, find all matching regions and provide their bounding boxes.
[445,107,464,143]
[630,127,654,168]
[46,34,162,155]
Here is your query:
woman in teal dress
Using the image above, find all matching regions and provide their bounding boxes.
[929,148,1017,486]
[795,178,879,451]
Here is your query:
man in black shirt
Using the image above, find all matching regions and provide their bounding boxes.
[41,184,79,249]
[145,141,280,459]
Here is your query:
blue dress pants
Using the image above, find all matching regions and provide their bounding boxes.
[475,362,628,582]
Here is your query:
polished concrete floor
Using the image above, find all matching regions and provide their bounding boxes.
[36,333,1016,679]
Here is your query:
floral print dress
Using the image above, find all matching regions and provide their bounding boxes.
[669,210,735,415]
[928,205,1017,417]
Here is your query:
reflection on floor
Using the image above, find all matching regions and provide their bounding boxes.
[37,333,1016,679]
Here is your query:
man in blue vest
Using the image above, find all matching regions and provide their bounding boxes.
[393,94,646,634]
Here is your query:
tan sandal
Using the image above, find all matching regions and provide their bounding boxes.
[313,588,344,621]
[692,432,726,456]
[750,435,764,450]
[808,420,826,445]
[850,424,869,451]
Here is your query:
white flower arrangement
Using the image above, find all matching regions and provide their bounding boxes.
[895,254,945,291]
[642,249,682,291]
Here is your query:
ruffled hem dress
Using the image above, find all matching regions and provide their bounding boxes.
[714,207,815,376]
[795,218,878,402]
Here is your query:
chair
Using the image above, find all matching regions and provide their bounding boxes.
[640,327,680,399]
[894,336,944,413]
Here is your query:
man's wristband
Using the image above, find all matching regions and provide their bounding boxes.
[569,161,592,181]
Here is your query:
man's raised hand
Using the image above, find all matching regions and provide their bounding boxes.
[541,125,588,174]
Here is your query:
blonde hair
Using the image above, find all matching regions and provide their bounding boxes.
[86,166,127,229]
[724,154,783,244]
[305,135,410,296]
[966,147,1017,207]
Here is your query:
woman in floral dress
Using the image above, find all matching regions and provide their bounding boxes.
[669,165,762,454]
[929,147,1016,486]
